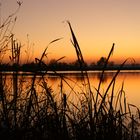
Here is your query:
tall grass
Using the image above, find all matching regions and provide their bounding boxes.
[0,21,140,140]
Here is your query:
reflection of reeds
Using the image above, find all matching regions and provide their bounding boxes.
[0,22,140,140]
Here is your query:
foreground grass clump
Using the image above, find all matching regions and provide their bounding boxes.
[0,22,140,140]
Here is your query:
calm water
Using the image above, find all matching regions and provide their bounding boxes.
[2,70,140,108]
[46,70,140,108]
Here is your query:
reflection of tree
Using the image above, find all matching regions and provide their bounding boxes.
[97,72,108,83]
[96,72,115,83]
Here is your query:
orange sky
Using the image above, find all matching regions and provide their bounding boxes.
[2,0,140,64]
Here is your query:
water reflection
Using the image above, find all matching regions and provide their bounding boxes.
[2,70,140,108]
[45,70,140,107]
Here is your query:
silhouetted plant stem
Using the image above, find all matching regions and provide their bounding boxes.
[95,43,115,112]
[67,21,94,128]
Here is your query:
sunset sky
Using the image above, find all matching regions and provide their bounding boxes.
[2,0,140,64]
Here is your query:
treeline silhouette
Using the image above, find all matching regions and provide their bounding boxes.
[0,57,139,72]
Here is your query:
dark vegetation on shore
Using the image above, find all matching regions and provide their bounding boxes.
[0,60,140,72]
[0,2,140,140]
[0,59,139,72]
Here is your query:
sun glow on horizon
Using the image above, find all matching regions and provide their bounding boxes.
[2,0,140,64]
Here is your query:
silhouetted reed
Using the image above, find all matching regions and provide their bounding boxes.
[0,21,140,140]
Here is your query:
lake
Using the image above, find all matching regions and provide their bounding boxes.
[45,70,140,108]
[2,70,140,111]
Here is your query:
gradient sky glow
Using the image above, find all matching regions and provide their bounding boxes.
[2,0,140,63]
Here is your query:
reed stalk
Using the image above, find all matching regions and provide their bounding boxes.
[0,19,139,139]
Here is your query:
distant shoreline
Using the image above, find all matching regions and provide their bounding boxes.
[1,67,140,74]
